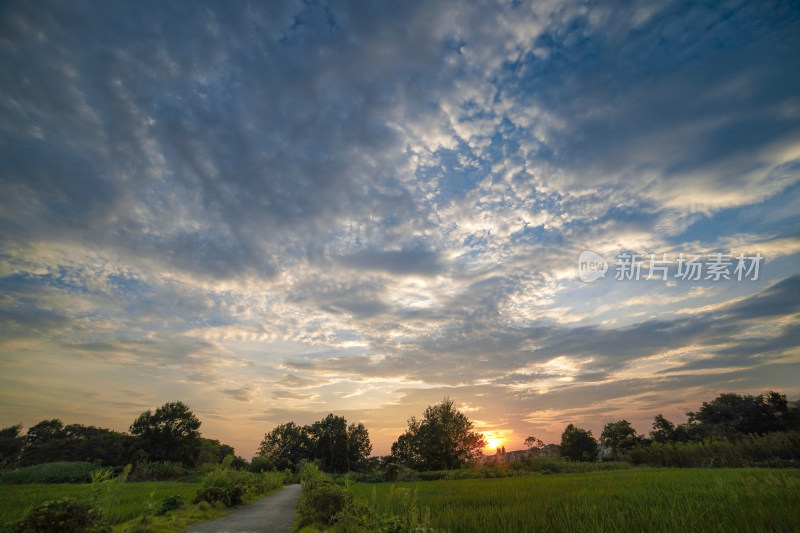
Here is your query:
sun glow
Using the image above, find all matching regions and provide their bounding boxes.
[484,434,503,451]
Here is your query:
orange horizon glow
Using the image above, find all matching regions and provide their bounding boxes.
[484,434,503,451]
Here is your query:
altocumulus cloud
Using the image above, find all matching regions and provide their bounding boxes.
[1,0,799,457]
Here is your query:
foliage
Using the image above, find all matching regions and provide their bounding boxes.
[350,469,800,533]
[0,461,103,485]
[128,460,195,482]
[258,416,372,474]
[129,401,202,467]
[248,455,273,473]
[156,494,184,516]
[13,421,134,467]
[257,422,313,472]
[600,420,644,456]
[298,482,353,526]
[193,467,283,508]
[0,426,23,467]
[346,423,373,472]
[11,497,110,533]
[0,481,200,528]
[687,391,800,437]
[309,415,351,474]
[622,431,800,467]
[295,462,435,532]
[195,438,237,467]
[524,436,544,449]
[650,414,677,443]
[390,397,486,471]
[559,424,599,462]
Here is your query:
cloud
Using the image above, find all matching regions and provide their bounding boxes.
[337,248,443,276]
[1,0,799,457]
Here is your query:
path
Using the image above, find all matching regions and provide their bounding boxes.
[186,484,301,533]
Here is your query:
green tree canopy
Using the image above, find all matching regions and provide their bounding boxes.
[649,414,677,443]
[0,424,23,465]
[309,414,351,473]
[347,422,373,472]
[129,401,201,466]
[688,391,799,437]
[559,424,598,462]
[257,421,312,472]
[390,398,486,471]
[600,420,643,455]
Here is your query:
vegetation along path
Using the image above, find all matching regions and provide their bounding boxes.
[186,484,301,533]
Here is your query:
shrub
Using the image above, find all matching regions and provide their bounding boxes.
[0,461,100,484]
[298,482,352,526]
[384,463,420,482]
[156,494,184,515]
[193,468,281,508]
[12,498,110,533]
[194,470,248,507]
[299,462,328,490]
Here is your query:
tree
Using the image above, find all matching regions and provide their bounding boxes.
[309,414,351,473]
[196,438,237,466]
[0,424,23,465]
[649,414,676,443]
[257,422,312,472]
[346,422,372,472]
[559,424,598,462]
[687,391,798,437]
[524,436,544,449]
[390,398,486,471]
[25,419,64,447]
[129,401,201,466]
[600,420,642,455]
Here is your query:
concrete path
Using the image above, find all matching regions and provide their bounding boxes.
[186,484,301,533]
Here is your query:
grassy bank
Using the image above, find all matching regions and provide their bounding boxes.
[350,468,800,532]
[0,481,200,528]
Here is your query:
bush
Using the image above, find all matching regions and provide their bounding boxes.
[194,470,248,507]
[193,468,282,508]
[298,482,352,526]
[384,463,419,482]
[12,498,110,533]
[0,462,101,484]
[156,494,184,516]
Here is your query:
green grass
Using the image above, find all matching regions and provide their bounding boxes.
[350,468,800,532]
[0,481,200,528]
[0,461,103,484]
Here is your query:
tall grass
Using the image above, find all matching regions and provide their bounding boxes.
[0,481,201,528]
[0,462,105,484]
[350,468,800,532]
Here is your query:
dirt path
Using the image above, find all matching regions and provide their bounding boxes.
[186,484,301,533]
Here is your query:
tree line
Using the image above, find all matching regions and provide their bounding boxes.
[2,390,798,475]
[549,391,800,462]
[0,401,234,469]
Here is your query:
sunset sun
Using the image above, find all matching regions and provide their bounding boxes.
[485,435,503,451]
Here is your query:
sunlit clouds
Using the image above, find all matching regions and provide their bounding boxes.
[1,0,799,458]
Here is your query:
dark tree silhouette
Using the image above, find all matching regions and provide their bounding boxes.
[129,401,201,466]
[391,398,486,471]
[559,424,598,462]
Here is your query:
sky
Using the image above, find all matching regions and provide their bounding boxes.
[1,0,799,460]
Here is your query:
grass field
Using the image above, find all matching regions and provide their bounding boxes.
[350,468,800,532]
[0,481,203,529]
